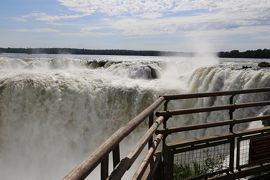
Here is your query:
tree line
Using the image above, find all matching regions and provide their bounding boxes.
[0,47,171,56]
[0,47,193,57]
[218,49,270,59]
[1,47,269,58]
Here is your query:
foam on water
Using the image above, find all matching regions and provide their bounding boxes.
[0,54,269,179]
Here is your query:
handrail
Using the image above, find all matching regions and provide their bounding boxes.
[132,134,163,180]
[64,87,270,180]
[64,97,164,180]
[167,126,270,149]
[156,115,270,135]
[163,87,270,100]
[156,101,270,116]
[108,116,164,179]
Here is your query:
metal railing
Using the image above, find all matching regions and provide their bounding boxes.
[64,97,165,180]
[64,87,270,180]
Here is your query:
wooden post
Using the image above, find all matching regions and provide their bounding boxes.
[148,112,154,169]
[148,113,154,149]
[164,100,169,111]
[229,137,235,172]
[236,137,241,170]
[163,144,174,180]
[155,155,164,180]
[101,155,109,180]
[113,144,120,168]
[167,149,174,180]
[229,95,235,132]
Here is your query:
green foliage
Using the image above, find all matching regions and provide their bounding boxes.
[258,61,270,68]
[174,150,225,180]
[174,162,206,180]
[219,49,270,59]
[0,47,163,56]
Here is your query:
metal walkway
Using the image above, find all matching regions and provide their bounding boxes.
[64,87,270,180]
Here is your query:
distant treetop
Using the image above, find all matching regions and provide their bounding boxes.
[0,47,269,58]
[0,47,192,57]
[218,49,270,59]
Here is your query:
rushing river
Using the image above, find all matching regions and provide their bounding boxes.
[0,53,270,179]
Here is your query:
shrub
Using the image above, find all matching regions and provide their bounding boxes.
[173,150,225,180]
[258,62,270,68]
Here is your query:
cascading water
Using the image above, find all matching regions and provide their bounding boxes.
[166,65,270,139]
[0,54,269,179]
[188,66,270,125]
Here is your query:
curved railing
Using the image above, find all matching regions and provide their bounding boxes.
[64,97,165,180]
[64,87,270,180]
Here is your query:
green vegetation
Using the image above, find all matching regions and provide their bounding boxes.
[1,47,269,58]
[258,61,270,68]
[174,150,225,180]
[0,47,192,57]
[219,49,270,59]
[174,162,206,179]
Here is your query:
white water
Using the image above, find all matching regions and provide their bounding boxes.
[0,54,270,179]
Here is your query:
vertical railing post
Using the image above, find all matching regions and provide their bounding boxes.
[148,112,154,168]
[229,95,235,173]
[113,144,120,168]
[163,144,168,180]
[101,154,109,180]
[236,136,241,170]
[148,112,154,149]
[154,153,164,180]
[229,95,235,132]
[163,146,174,180]
[229,136,235,172]
[160,100,170,180]
[164,100,169,111]
[163,100,169,129]
[168,149,174,180]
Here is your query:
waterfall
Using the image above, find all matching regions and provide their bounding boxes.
[0,72,159,180]
[0,54,269,179]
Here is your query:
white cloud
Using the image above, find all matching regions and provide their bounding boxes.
[58,0,177,17]
[12,17,28,22]
[53,0,270,37]
[16,28,60,33]
[108,13,262,36]
[60,25,111,37]
[12,0,270,44]
[32,12,88,21]
[14,12,88,22]
[57,0,270,19]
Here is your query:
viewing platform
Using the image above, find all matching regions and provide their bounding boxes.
[64,87,270,180]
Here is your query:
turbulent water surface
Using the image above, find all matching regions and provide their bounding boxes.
[0,53,270,180]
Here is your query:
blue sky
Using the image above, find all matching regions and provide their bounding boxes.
[0,0,270,51]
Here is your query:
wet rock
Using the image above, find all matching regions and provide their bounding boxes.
[242,66,252,69]
[147,66,158,79]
